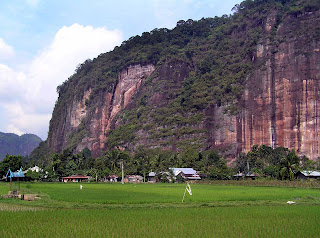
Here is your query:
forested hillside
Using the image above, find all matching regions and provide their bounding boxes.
[0,132,42,161]
[33,0,320,165]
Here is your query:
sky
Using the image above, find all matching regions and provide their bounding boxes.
[0,0,241,140]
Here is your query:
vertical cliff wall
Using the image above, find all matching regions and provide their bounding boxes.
[47,64,155,156]
[45,4,320,161]
[211,10,320,160]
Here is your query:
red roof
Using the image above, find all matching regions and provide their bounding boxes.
[63,175,89,179]
[108,175,118,178]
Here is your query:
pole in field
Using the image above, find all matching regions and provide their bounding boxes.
[182,182,192,203]
[121,160,124,184]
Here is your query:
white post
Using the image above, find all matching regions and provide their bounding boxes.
[121,161,124,184]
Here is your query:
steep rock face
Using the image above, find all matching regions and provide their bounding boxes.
[216,11,320,159]
[48,64,155,156]
[47,89,91,153]
[45,7,320,161]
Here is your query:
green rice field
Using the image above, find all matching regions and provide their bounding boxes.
[1,182,320,237]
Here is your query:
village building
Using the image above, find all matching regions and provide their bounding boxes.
[147,172,157,183]
[24,165,42,173]
[296,171,320,180]
[62,175,90,182]
[233,172,260,180]
[124,175,143,183]
[107,175,119,182]
[170,168,201,180]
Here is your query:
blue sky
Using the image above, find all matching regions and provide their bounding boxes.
[0,0,241,140]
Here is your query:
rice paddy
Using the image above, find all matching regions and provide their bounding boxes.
[0,182,320,237]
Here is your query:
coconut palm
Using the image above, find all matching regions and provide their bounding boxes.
[279,149,300,180]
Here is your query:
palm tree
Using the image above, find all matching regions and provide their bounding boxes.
[279,150,300,180]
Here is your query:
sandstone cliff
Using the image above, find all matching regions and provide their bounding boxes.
[43,1,320,160]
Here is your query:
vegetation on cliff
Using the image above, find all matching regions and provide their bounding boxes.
[35,0,320,162]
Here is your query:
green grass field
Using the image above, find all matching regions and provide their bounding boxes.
[1,182,320,237]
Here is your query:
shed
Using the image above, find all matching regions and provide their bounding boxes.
[6,168,25,192]
[147,172,156,183]
[63,175,90,182]
[6,168,25,180]
[296,171,320,180]
[233,172,260,180]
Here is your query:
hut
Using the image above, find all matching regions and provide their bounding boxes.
[5,168,25,195]
[147,172,156,183]
[62,175,90,182]
[296,171,320,180]
[233,172,260,180]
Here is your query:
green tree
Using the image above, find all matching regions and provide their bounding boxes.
[279,149,300,180]
[0,154,23,177]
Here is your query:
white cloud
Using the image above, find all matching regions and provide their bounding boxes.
[0,38,15,61]
[0,24,123,139]
[26,0,40,8]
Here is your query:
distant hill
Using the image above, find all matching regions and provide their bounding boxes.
[0,132,42,161]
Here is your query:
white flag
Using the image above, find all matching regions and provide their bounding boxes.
[186,183,192,195]
[182,183,192,202]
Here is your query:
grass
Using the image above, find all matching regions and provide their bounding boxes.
[0,181,320,237]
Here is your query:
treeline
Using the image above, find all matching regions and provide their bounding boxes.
[26,148,232,181]
[1,145,319,182]
[234,145,318,180]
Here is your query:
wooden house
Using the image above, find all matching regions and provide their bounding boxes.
[62,175,90,182]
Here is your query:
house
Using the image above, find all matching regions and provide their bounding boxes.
[233,172,260,180]
[124,175,143,183]
[62,175,90,182]
[296,171,320,180]
[170,168,201,180]
[26,165,42,173]
[23,165,43,175]
[147,172,156,183]
[107,175,119,182]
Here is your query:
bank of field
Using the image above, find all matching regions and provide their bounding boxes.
[0,182,320,237]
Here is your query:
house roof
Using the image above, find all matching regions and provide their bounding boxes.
[233,172,259,177]
[148,172,156,177]
[108,175,118,178]
[170,168,197,176]
[6,168,25,178]
[63,175,89,179]
[125,175,143,179]
[299,171,320,177]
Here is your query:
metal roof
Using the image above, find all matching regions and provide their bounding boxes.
[6,168,25,178]
[170,168,197,176]
[300,171,320,177]
[148,172,156,177]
